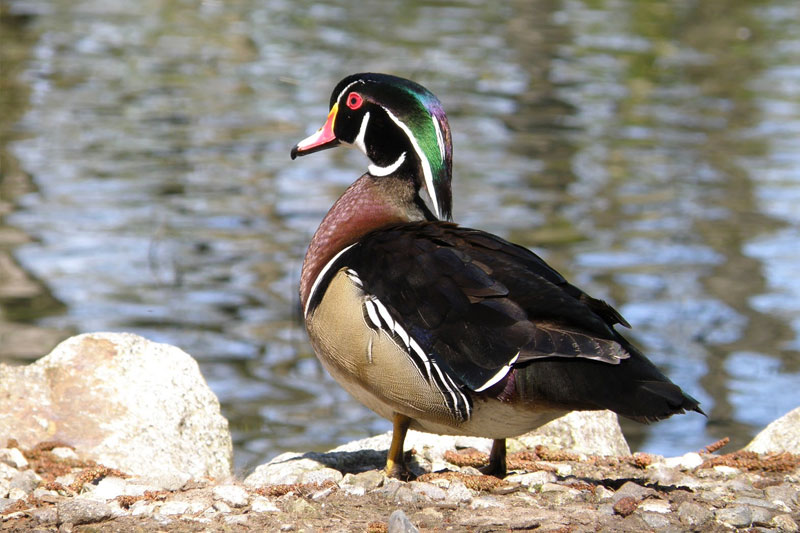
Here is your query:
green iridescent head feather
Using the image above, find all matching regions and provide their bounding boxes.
[331,73,453,220]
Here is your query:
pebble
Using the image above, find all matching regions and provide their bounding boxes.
[662,452,703,470]
[130,500,155,517]
[469,496,503,509]
[31,506,58,524]
[311,485,336,501]
[158,500,191,516]
[212,484,249,507]
[611,481,656,503]
[213,500,231,513]
[638,499,671,513]
[594,485,615,502]
[0,498,14,512]
[51,448,79,461]
[8,487,28,501]
[408,481,447,501]
[445,480,473,504]
[0,448,28,469]
[10,469,40,493]
[713,465,740,476]
[89,476,128,500]
[341,470,384,494]
[224,514,249,525]
[505,471,557,488]
[772,514,799,532]
[388,509,419,533]
[392,485,422,505]
[57,499,113,525]
[251,495,280,513]
[716,505,753,528]
[765,484,800,508]
[639,511,672,529]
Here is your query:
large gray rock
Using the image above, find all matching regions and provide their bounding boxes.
[745,406,800,454]
[0,332,232,479]
[513,410,631,456]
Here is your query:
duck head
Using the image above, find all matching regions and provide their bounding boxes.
[291,73,453,221]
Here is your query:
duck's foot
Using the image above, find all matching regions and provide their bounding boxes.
[478,438,507,478]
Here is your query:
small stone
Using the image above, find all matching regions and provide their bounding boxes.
[158,500,191,516]
[213,500,232,513]
[772,514,799,532]
[311,486,335,501]
[638,499,671,513]
[289,497,317,517]
[645,464,680,485]
[765,484,800,508]
[0,475,10,498]
[445,480,473,504]
[10,469,40,493]
[750,505,776,525]
[32,488,60,502]
[388,509,419,533]
[280,524,295,531]
[90,476,127,501]
[342,469,384,493]
[130,500,155,517]
[213,484,249,507]
[678,502,713,529]
[57,499,113,525]
[556,464,573,476]
[713,465,740,476]
[408,481,446,501]
[505,471,556,488]
[224,514,248,525]
[716,505,753,528]
[0,448,28,469]
[470,495,503,509]
[8,487,28,500]
[0,498,13,512]
[613,496,639,517]
[251,495,279,513]
[611,481,656,503]
[639,512,673,529]
[31,506,58,524]
[594,485,615,502]
[392,485,422,505]
[663,452,703,470]
[133,472,191,492]
[51,448,79,461]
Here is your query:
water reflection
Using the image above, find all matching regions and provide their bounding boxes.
[1,0,798,472]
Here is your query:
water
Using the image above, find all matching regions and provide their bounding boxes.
[1,0,798,474]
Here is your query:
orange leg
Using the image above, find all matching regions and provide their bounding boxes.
[385,413,412,479]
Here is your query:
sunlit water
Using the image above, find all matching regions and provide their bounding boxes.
[1,0,798,473]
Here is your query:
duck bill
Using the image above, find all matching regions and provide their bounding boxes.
[290,103,341,159]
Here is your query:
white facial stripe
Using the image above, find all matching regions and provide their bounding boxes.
[368,151,406,177]
[381,106,442,220]
[335,80,362,107]
[432,115,445,160]
[353,111,370,154]
[304,243,358,318]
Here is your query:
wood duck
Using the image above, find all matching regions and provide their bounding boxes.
[291,73,703,478]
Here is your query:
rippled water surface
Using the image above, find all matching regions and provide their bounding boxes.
[1,0,799,472]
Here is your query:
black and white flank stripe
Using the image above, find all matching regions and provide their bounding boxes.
[348,270,472,422]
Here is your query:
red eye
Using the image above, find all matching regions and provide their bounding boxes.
[346,92,363,110]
